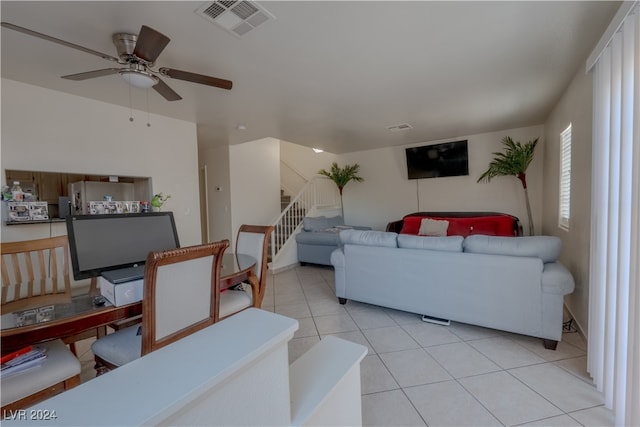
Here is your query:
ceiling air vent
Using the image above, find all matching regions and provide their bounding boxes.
[386,123,413,132]
[196,1,275,38]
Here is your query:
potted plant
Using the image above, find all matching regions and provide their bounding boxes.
[477,136,538,235]
[151,192,171,211]
[318,162,364,218]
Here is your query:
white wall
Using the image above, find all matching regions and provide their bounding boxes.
[280,140,337,181]
[199,145,232,243]
[228,137,281,247]
[1,79,201,247]
[337,125,545,231]
[542,67,593,334]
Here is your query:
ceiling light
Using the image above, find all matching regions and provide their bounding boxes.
[120,70,158,89]
[312,148,324,153]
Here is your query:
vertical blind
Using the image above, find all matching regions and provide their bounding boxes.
[558,124,572,230]
[587,3,640,426]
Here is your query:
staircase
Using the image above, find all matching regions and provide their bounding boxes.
[268,191,306,261]
[280,190,292,212]
[269,177,339,266]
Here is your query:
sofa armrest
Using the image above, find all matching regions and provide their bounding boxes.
[541,262,575,295]
[331,248,347,298]
[386,220,403,233]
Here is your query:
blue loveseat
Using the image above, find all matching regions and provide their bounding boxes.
[296,215,370,266]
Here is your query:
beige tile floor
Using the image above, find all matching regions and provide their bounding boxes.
[75,265,614,427]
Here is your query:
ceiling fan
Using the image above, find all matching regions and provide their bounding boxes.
[0,22,232,101]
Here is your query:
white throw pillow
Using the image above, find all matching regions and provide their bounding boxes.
[418,218,449,236]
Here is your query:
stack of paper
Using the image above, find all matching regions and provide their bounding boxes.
[0,346,47,378]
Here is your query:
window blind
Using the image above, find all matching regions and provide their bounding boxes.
[587,3,640,426]
[558,124,572,230]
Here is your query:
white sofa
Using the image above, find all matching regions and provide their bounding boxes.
[331,230,575,349]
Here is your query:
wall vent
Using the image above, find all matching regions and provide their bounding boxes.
[196,1,274,38]
[386,123,413,132]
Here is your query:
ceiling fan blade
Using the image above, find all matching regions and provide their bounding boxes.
[158,67,232,90]
[61,68,122,81]
[1,22,119,62]
[152,77,182,101]
[133,25,170,64]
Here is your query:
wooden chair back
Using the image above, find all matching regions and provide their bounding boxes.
[1,235,72,312]
[235,224,274,307]
[141,240,229,356]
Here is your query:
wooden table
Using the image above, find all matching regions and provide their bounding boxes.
[1,253,256,355]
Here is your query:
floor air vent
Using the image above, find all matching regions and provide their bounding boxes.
[196,1,274,37]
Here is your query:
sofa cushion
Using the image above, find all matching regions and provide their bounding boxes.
[418,218,449,236]
[295,230,341,246]
[340,229,398,248]
[303,215,343,232]
[397,235,463,252]
[463,235,562,263]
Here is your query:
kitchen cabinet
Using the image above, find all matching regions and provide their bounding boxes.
[35,172,62,203]
[4,170,151,220]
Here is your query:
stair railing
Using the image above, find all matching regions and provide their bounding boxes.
[270,176,339,262]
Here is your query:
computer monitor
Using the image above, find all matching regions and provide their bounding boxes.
[66,212,180,280]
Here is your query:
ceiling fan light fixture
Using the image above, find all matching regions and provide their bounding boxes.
[120,70,158,89]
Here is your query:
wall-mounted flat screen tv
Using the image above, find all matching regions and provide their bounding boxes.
[66,212,180,280]
[405,140,469,179]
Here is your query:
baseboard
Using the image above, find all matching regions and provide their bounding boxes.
[269,262,301,274]
[563,302,587,343]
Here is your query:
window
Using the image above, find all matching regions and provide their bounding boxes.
[558,124,572,230]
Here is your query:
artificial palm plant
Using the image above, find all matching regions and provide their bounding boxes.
[477,136,539,235]
[318,162,364,218]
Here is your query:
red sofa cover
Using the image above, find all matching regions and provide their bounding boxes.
[386,212,521,237]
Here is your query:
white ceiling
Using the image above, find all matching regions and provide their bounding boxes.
[1,1,619,154]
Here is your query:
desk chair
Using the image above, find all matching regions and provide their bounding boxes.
[91,240,229,373]
[220,224,274,318]
[1,236,81,411]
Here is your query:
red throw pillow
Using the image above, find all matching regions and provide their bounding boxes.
[446,218,473,237]
[492,216,517,236]
[400,216,422,234]
[469,220,498,235]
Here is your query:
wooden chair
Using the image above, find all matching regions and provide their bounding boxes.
[1,236,105,354]
[91,240,229,373]
[219,224,274,319]
[0,236,81,411]
[1,235,72,313]
[1,339,81,412]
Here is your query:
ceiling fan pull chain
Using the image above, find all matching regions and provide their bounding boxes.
[146,89,151,127]
[128,84,134,123]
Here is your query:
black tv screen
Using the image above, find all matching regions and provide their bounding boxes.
[405,140,469,179]
[66,212,180,280]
